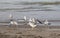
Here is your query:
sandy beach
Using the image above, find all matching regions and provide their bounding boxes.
[0,25,60,38]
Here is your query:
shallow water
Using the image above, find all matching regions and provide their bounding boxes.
[0,0,60,25]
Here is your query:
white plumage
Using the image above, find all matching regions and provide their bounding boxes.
[28,18,37,28]
[10,21,18,25]
[9,14,18,25]
[29,22,36,28]
[44,19,49,25]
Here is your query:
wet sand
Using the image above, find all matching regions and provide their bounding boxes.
[0,25,60,38]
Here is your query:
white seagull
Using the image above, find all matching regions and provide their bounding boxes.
[9,14,18,26]
[28,18,37,28]
[9,21,18,25]
[44,19,51,25]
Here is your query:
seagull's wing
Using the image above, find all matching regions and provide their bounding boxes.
[37,19,43,24]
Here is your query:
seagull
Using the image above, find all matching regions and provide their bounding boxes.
[37,19,51,25]
[44,19,48,25]
[44,19,51,25]
[28,18,37,28]
[9,21,18,25]
[9,14,18,27]
[9,20,18,28]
